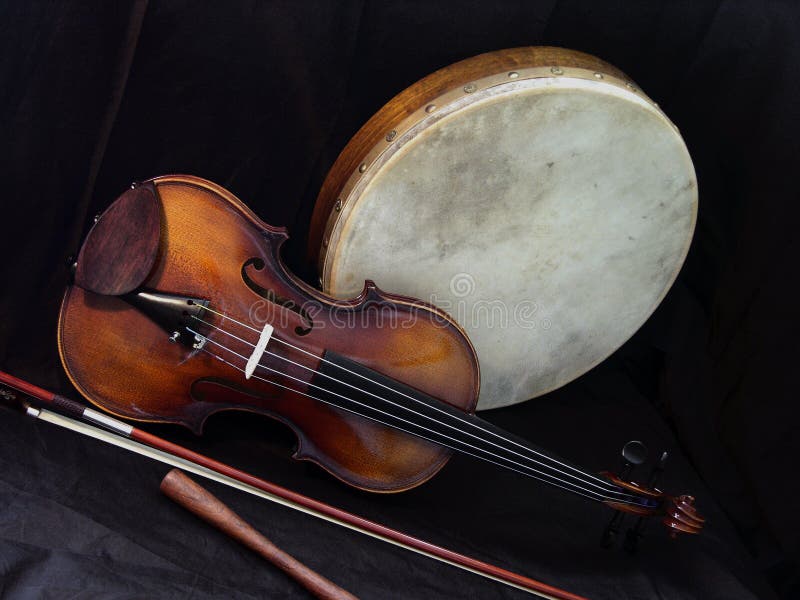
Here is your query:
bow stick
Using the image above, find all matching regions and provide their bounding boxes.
[0,370,586,600]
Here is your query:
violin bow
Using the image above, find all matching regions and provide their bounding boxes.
[0,370,586,600]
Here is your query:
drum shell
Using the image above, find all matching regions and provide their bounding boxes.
[311,47,697,410]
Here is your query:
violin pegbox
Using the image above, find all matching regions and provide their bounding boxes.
[601,441,705,552]
[74,181,162,296]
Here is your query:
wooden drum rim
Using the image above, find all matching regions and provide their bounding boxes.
[310,46,656,275]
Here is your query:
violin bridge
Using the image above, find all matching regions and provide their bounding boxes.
[245,323,274,379]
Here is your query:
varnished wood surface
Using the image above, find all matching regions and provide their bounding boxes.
[59,176,480,493]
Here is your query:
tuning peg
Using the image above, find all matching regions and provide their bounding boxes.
[601,440,648,548]
[624,451,668,553]
[620,440,648,479]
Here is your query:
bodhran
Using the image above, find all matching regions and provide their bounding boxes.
[310,47,697,410]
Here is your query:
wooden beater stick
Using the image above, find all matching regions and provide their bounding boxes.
[160,469,358,600]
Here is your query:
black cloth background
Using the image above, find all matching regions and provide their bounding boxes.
[0,1,797,599]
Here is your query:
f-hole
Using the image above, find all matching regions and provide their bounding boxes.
[241,257,314,336]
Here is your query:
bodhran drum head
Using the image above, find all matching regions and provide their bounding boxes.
[310,47,697,411]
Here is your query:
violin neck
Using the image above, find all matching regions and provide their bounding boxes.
[313,351,654,509]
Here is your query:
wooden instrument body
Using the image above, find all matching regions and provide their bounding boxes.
[59,175,480,492]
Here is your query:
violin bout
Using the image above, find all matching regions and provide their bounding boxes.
[60,175,480,494]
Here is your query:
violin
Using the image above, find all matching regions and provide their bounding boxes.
[58,175,703,540]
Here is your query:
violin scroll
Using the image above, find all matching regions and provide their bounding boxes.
[663,494,704,536]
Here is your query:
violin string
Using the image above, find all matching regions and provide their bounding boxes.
[185,325,646,506]
[187,326,626,500]
[192,305,619,491]
[193,339,644,507]
[191,315,632,499]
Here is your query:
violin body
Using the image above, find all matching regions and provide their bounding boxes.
[59,175,480,492]
[57,174,704,539]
